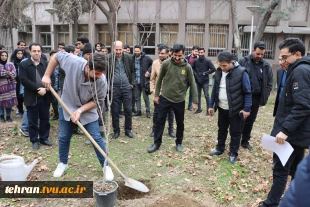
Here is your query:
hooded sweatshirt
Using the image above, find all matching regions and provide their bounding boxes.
[155,57,198,103]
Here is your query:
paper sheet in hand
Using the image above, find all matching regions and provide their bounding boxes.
[262,134,294,166]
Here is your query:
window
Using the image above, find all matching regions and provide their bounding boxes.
[39,26,51,53]
[284,34,305,42]
[78,25,88,38]
[261,33,276,59]
[118,24,133,47]
[232,30,251,57]
[208,25,229,57]
[98,25,111,49]
[139,24,156,55]
[18,26,33,49]
[160,24,178,47]
[57,25,69,45]
[185,24,204,55]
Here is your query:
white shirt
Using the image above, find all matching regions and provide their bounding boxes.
[218,72,229,110]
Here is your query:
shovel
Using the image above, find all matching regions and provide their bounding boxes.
[49,87,149,193]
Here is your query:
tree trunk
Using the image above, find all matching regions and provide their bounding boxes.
[106,13,118,45]
[253,0,280,43]
[229,0,242,60]
[94,0,120,47]
[72,19,78,43]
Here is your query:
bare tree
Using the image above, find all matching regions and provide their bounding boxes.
[229,0,242,59]
[0,0,31,49]
[253,0,280,43]
[94,0,121,46]
[53,0,90,43]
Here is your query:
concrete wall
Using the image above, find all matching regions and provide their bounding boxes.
[7,0,310,64]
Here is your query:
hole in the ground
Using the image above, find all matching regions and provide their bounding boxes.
[117,179,152,200]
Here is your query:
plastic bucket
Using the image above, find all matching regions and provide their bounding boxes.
[0,156,25,181]
[93,181,118,207]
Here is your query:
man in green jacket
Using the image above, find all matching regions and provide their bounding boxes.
[147,44,198,153]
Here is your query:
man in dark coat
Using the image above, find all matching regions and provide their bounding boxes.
[238,41,273,150]
[132,45,153,118]
[259,38,310,207]
[106,41,136,139]
[19,43,54,150]
[191,47,216,115]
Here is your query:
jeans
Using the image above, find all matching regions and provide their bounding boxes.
[241,95,260,144]
[111,86,132,133]
[134,84,150,113]
[263,146,305,207]
[58,106,107,167]
[197,81,209,110]
[217,107,242,156]
[20,109,29,131]
[153,96,185,146]
[0,108,12,116]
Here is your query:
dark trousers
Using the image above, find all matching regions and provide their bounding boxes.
[132,88,136,111]
[111,86,132,133]
[241,95,260,144]
[263,146,305,207]
[134,84,150,113]
[153,96,184,146]
[17,97,24,114]
[197,81,209,110]
[152,103,174,132]
[217,107,242,155]
[26,97,50,143]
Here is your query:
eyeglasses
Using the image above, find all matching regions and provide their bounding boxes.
[279,54,295,62]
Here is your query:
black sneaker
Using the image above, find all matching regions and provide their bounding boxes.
[0,115,5,123]
[241,142,253,151]
[6,116,12,122]
[209,148,224,156]
[32,142,40,150]
[228,153,237,164]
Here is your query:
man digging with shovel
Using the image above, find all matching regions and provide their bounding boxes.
[41,51,114,180]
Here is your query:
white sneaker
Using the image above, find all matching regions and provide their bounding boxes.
[104,166,114,181]
[53,163,68,178]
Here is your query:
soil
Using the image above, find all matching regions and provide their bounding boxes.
[117,179,152,200]
[94,181,117,193]
[147,194,205,207]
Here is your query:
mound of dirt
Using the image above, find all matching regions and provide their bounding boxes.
[147,194,205,207]
[117,180,152,200]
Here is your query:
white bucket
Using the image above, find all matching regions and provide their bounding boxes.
[0,155,27,181]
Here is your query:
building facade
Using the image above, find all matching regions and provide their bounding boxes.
[4,0,310,65]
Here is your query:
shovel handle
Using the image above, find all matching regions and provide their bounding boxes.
[49,87,128,180]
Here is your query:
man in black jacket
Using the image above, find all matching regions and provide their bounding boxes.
[106,41,136,139]
[239,41,273,150]
[132,45,153,118]
[259,38,310,207]
[191,47,216,115]
[19,43,54,150]
[208,51,252,164]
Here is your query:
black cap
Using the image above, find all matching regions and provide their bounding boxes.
[83,43,94,54]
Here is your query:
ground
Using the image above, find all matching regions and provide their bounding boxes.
[0,91,287,207]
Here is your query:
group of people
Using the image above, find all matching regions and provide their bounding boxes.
[2,36,310,206]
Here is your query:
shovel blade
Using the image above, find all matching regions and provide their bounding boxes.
[124,178,149,193]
